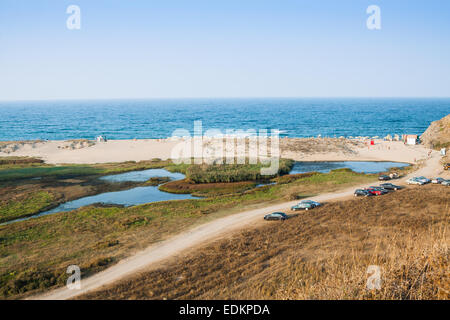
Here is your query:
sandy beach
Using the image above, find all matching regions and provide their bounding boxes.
[0,138,434,165]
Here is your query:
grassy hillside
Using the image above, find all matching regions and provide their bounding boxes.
[79,185,449,300]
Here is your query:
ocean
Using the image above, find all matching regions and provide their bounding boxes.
[0,98,448,140]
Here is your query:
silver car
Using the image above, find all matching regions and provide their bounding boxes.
[406,177,424,185]
[416,176,431,184]
[291,202,315,211]
[300,200,321,207]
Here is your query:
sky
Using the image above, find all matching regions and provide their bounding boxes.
[1,0,450,100]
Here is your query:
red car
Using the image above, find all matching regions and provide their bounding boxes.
[365,187,386,196]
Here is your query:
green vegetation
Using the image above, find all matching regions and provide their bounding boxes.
[185,159,294,183]
[0,166,102,181]
[159,180,258,197]
[0,157,44,168]
[0,191,57,223]
[287,168,371,184]
[144,177,172,186]
[0,159,173,182]
[163,162,191,174]
[95,159,174,174]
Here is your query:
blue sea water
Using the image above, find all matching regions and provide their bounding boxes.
[0,98,448,140]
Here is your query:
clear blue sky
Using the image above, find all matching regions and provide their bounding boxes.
[1,0,450,100]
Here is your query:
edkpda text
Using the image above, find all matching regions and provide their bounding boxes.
[179,304,270,317]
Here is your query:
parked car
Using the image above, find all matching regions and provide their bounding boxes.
[369,186,390,194]
[441,180,450,186]
[365,188,381,196]
[389,172,399,179]
[431,177,445,184]
[291,202,315,211]
[365,187,387,196]
[299,200,321,207]
[378,175,391,181]
[264,212,289,221]
[444,163,450,170]
[407,177,425,185]
[354,189,372,197]
[379,183,403,190]
[416,176,431,184]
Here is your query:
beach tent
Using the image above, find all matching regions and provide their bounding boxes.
[96,135,107,142]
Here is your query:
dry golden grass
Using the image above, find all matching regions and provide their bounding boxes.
[79,185,449,300]
[280,137,364,155]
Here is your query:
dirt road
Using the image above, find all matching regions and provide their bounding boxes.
[30,152,445,300]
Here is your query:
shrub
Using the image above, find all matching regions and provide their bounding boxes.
[185,159,294,183]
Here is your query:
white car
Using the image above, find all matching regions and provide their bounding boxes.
[432,177,445,184]
[406,177,424,185]
[442,180,450,186]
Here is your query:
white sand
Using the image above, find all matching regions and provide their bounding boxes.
[0,138,435,165]
[284,140,432,163]
[0,139,179,164]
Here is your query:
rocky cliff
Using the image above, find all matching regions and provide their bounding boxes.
[420,114,450,149]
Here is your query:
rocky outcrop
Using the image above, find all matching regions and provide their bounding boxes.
[420,114,450,149]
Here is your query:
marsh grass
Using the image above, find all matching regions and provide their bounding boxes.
[185,159,293,183]
[0,166,102,181]
[0,157,44,168]
[0,158,174,182]
[159,179,258,197]
[0,191,57,223]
